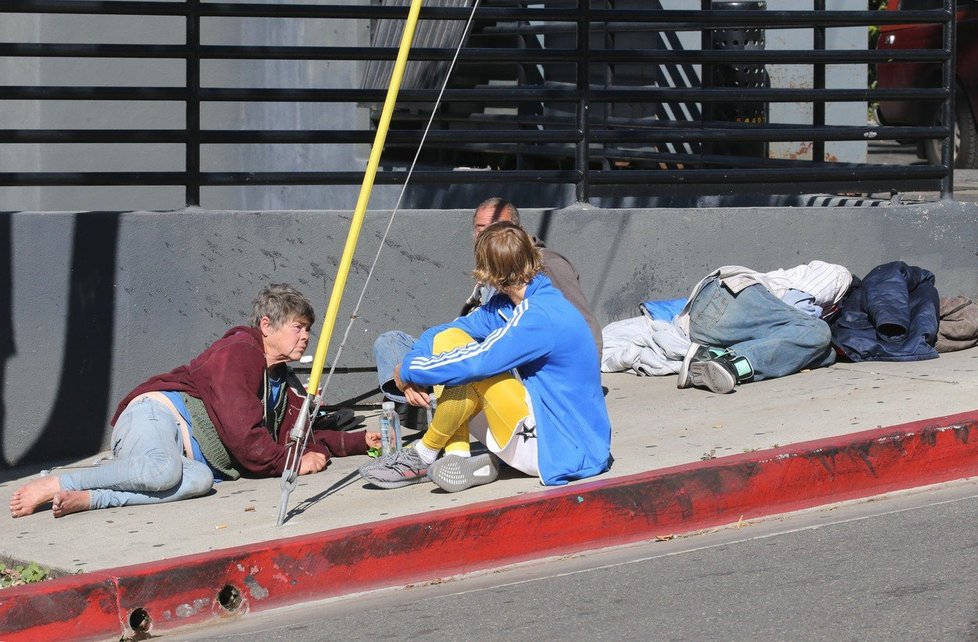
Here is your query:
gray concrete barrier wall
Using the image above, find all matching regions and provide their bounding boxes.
[3,202,977,467]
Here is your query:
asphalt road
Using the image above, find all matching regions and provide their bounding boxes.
[169,478,978,641]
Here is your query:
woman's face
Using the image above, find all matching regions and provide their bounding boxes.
[261,315,311,367]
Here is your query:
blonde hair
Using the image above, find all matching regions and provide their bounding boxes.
[250,283,315,328]
[472,221,542,290]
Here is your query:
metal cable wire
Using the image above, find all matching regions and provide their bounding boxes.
[317,0,483,401]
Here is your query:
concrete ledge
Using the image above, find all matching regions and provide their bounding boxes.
[6,202,978,462]
[3,409,978,641]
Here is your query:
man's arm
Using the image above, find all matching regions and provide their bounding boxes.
[410,297,502,358]
[390,302,502,406]
[402,299,555,388]
[311,430,370,457]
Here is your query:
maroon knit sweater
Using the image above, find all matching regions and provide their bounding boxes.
[112,325,367,477]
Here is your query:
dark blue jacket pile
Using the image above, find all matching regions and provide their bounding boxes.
[830,261,940,362]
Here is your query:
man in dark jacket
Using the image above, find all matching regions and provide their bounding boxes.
[10,284,379,519]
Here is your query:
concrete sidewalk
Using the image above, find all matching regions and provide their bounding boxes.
[2,347,978,640]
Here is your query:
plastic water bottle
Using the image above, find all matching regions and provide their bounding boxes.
[380,401,401,456]
[378,410,391,455]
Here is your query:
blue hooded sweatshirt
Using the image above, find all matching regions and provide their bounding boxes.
[401,274,612,485]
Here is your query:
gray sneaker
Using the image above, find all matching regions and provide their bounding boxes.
[677,343,727,389]
[427,453,499,493]
[687,352,754,394]
[358,447,430,489]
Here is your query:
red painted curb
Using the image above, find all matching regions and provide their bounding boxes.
[3,410,978,641]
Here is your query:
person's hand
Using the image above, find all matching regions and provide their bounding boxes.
[298,451,327,474]
[365,431,382,448]
[394,364,430,407]
[402,384,430,407]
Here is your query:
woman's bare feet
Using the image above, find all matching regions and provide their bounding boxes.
[51,491,92,518]
[9,476,61,517]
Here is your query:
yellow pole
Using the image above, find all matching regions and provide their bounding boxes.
[307,0,424,396]
[277,0,427,526]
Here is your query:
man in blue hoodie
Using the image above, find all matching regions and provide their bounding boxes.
[359,222,612,493]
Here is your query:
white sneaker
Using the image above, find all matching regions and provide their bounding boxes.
[427,453,499,493]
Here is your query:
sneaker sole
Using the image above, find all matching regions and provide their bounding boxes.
[427,453,499,493]
[676,342,701,389]
[357,461,430,490]
[690,360,737,394]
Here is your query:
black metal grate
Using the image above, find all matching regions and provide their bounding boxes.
[0,0,957,208]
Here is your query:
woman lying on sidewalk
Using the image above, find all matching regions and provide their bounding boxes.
[359,221,612,492]
[10,283,379,518]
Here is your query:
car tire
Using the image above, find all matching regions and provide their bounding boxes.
[925,85,978,169]
[957,93,978,169]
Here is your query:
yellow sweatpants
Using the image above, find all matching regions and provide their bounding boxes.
[419,328,529,456]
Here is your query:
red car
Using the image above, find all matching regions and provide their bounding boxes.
[876,0,978,168]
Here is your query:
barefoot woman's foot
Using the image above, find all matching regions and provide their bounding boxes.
[9,476,61,517]
[52,491,92,518]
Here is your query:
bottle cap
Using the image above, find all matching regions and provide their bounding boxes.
[381,401,395,411]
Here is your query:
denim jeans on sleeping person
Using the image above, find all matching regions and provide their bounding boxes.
[59,396,213,510]
[373,330,417,403]
[688,278,834,381]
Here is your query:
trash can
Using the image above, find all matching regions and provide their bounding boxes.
[711,1,769,159]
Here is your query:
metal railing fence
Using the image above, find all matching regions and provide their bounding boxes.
[0,0,956,208]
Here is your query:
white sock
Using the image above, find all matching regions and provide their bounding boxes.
[414,441,440,465]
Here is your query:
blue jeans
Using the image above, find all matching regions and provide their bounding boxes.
[373,330,417,403]
[60,396,213,510]
[688,279,834,381]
